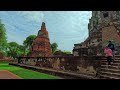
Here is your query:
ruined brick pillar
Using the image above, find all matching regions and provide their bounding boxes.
[29,22,52,57]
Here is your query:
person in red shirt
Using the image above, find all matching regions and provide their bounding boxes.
[104,46,113,65]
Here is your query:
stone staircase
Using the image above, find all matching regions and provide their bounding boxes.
[99,55,120,79]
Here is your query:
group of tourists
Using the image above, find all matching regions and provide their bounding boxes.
[104,41,115,66]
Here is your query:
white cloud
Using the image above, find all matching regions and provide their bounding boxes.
[46,11,92,51]
[17,11,45,23]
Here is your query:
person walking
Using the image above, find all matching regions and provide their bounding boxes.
[107,41,115,61]
[104,46,113,66]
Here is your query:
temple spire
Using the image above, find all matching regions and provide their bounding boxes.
[42,22,45,26]
[29,22,52,57]
[41,22,46,31]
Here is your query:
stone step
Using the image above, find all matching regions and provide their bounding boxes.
[100,68,120,73]
[101,65,120,69]
[114,55,120,57]
[102,56,120,59]
[100,58,118,60]
[101,60,120,63]
[101,62,120,66]
[113,58,120,60]
[100,55,120,57]
[96,57,120,61]
[104,58,119,60]
[100,71,120,78]
[100,74,120,79]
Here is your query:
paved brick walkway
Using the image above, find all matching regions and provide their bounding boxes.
[0,70,22,79]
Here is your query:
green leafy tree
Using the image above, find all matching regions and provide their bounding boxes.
[6,42,30,58]
[51,42,58,54]
[19,45,29,56]
[23,35,36,49]
[63,51,72,54]
[0,19,7,55]
[6,42,20,58]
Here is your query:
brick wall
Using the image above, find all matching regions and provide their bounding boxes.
[102,25,120,46]
[18,56,102,76]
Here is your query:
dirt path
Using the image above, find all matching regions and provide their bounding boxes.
[0,70,22,79]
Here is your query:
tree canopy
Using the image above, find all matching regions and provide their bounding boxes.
[6,42,20,58]
[51,42,58,54]
[0,19,7,55]
[23,35,36,49]
[63,51,72,54]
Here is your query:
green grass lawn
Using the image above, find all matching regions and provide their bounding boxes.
[0,62,60,79]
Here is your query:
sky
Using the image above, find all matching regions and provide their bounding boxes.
[0,11,92,52]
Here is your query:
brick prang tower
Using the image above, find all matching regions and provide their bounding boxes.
[29,22,52,57]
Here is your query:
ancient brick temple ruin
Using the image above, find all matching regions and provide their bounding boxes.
[29,22,52,57]
[73,11,120,56]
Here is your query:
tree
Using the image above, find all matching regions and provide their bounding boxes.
[6,42,20,58]
[0,19,7,55]
[63,51,72,54]
[6,42,30,58]
[23,35,36,49]
[19,45,29,56]
[54,50,63,55]
[51,42,58,54]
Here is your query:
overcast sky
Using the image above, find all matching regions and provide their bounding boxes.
[0,11,92,52]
